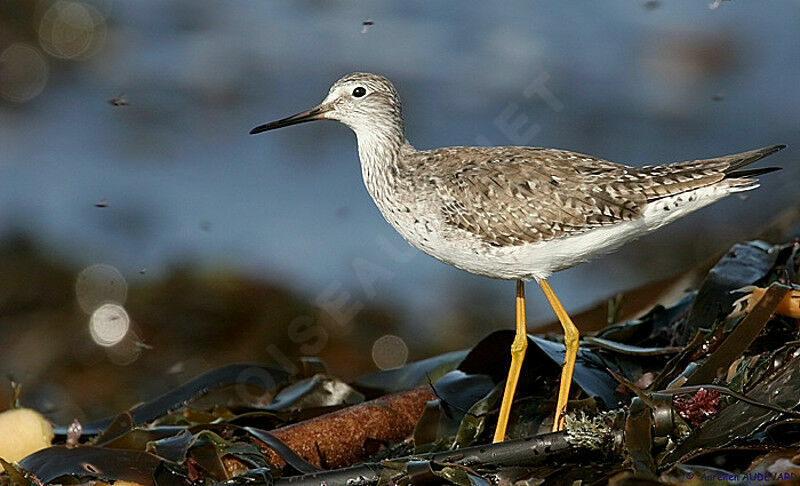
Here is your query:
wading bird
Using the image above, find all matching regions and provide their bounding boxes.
[251,72,783,441]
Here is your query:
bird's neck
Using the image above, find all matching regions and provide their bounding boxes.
[354,122,411,198]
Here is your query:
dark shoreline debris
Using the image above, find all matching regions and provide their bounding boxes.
[3,238,800,484]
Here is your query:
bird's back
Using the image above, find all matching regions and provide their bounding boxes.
[382,144,783,279]
[407,144,782,247]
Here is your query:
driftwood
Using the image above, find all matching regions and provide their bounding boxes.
[256,386,435,470]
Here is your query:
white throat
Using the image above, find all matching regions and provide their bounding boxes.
[351,119,405,189]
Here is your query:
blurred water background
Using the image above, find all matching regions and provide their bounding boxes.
[1,1,798,422]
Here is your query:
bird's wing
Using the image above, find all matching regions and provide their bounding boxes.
[429,146,729,246]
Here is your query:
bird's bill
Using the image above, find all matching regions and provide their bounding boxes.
[249,104,331,134]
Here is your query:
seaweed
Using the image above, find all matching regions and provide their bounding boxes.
[4,239,800,485]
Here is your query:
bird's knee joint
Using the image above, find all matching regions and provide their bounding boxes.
[564,328,580,347]
[511,337,528,354]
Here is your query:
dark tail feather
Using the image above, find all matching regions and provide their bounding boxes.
[725,166,782,179]
[718,144,786,173]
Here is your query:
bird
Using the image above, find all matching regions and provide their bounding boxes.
[250,72,784,442]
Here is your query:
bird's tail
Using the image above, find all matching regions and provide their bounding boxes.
[713,144,786,177]
[661,144,785,194]
[706,144,786,192]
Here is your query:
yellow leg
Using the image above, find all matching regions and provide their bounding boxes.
[537,278,579,432]
[493,280,528,443]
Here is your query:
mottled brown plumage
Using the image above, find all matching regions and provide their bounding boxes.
[422,145,783,246]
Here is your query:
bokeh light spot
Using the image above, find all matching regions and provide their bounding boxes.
[105,332,142,366]
[89,303,130,347]
[0,43,49,103]
[371,335,409,370]
[75,264,128,314]
[38,0,106,60]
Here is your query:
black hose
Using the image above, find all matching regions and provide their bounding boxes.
[274,431,578,485]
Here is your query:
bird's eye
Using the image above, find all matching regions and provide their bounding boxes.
[352,86,366,97]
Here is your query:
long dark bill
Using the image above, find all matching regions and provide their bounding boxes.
[249,105,330,134]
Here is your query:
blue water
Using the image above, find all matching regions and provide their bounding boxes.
[1,1,798,329]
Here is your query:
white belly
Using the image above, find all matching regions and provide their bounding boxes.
[388,184,741,280]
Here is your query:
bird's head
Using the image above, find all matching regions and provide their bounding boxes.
[250,72,403,137]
